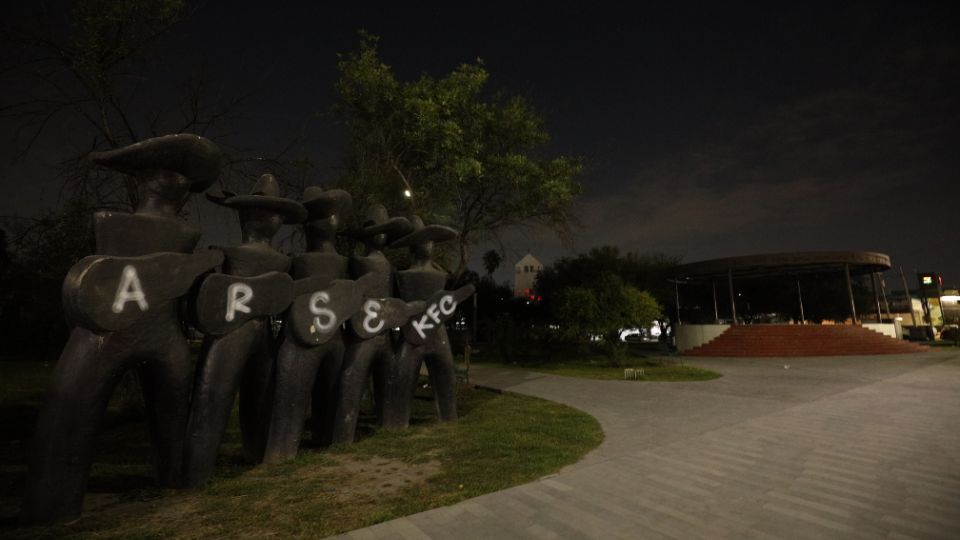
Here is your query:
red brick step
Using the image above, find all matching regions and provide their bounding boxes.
[685,325,929,357]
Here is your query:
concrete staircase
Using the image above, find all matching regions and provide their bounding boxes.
[684,324,929,357]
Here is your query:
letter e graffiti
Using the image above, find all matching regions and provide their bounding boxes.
[309,291,337,332]
[112,265,149,314]
[225,283,254,322]
[362,299,385,334]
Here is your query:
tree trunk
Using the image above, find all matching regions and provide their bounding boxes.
[451,239,470,283]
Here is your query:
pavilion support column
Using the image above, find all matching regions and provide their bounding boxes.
[712,280,719,324]
[728,268,738,325]
[899,265,918,327]
[878,272,892,321]
[844,264,858,324]
[796,278,806,324]
[674,281,681,326]
[870,272,883,323]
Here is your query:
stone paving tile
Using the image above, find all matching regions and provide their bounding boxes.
[329,352,960,539]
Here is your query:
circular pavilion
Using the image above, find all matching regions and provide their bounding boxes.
[668,251,923,356]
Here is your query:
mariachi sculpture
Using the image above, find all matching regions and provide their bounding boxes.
[23,134,477,521]
[23,134,224,523]
[383,216,474,428]
[331,205,426,444]
[262,186,377,462]
[183,173,305,487]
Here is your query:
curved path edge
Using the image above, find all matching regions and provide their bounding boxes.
[331,352,960,539]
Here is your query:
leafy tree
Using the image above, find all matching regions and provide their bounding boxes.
[334,34,582,277]
[555,274,662,363]
[536,246,679,336]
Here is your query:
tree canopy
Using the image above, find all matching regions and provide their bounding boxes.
[536,246,679,326]
[334,34,582,277]
[555,274,662,346]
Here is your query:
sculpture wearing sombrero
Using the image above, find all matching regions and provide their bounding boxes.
[262,186,379,462]
[183,173,305,487]
[330,204,426,444]
[23,134,225,524]
[384,216,475,428]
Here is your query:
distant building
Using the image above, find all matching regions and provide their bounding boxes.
[513,253,543,298]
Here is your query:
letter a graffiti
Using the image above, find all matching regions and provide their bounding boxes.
[112,265,149,314]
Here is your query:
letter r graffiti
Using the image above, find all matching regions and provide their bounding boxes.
[225,283,254,322]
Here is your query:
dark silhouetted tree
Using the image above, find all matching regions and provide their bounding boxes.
[482,250,502,280]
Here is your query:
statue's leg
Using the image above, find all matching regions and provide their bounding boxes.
[424,329,458,422]
[310,333,345,447]
[262,328,322,464]
[183,323,258,488]
[379,341,422,429]
[239,320,274,463]
[370,342,387,424]
[22,327,135,524]
[330,339,376,445]
[137,324,192,488]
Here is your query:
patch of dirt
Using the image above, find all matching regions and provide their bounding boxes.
[2,454,443,539]
[326,455,441,501]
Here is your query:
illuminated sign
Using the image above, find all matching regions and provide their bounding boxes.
[918,272,942,294]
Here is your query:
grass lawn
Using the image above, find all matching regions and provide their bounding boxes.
[469,347,722,382]
[0,361,603,539]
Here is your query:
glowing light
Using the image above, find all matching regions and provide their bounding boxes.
[403,189,412,198]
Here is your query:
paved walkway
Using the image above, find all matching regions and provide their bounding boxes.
[334,352,960,539]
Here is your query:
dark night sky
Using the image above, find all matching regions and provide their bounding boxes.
[2,1,958,286]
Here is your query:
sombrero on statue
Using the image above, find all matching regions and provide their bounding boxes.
[302,186,352,220]
[207,173,307,224]
[89,133,222,193]
[348,204,412,241]
[390,215,458,248]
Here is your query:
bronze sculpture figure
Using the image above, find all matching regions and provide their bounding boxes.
[384,216,474,428]
[183,173,305,487]
[330,205,420,444]
[262,186,377,462]
[23,134,224,523]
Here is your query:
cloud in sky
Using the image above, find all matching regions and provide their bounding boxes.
[574,70,958,278]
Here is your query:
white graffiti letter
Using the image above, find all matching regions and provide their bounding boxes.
[112,265,149,314]
[309,291,337,332]
[225,283,253,322]
[362,299,385,335]
[439,295,456,316]
[426,303,441,324]
[412,314,434,339]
